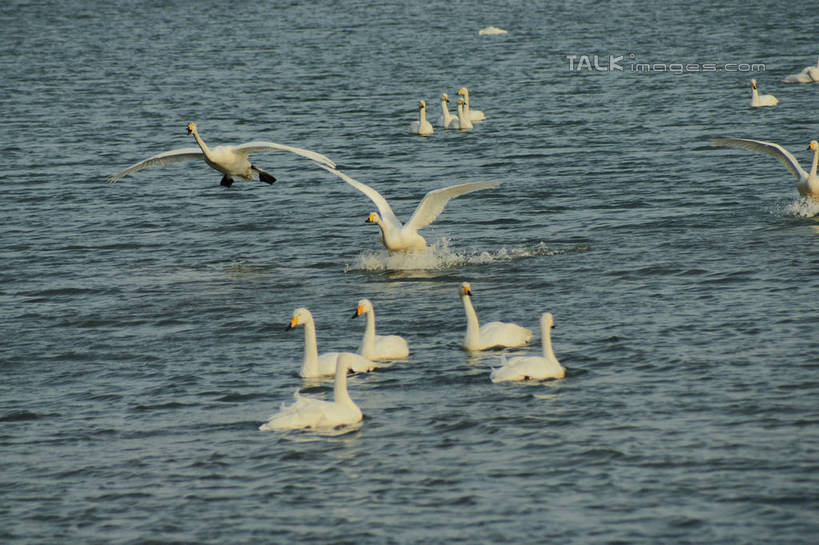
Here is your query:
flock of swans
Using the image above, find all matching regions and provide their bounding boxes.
[411,87,484,134]
[710,67,819,201]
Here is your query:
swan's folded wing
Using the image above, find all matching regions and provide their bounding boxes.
[314,164,401,227]
[711,138,808,180]
[107,148,204,183]
[406,180,500,231]
[235,142,336,169]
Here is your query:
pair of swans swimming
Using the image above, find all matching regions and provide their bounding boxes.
[438,88,486,130]
[750,79,778,107]
[783,57,819,84]
[712,138,819,200]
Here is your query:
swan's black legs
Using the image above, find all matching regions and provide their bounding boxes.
[251,165,276,184]
[220,175,234,188]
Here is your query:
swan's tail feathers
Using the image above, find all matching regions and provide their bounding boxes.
[252,165,277,184]
[220,175,235,188]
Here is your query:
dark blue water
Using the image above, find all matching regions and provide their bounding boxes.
[2,1,818,543]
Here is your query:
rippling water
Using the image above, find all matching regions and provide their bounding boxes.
[2,1,818,543]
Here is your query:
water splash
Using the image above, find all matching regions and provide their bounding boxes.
[345,239,589,272]
[785,198,819,218]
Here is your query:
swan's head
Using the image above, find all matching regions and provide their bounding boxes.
[366,212,381,225]
[441,93,449,102]
[459,281,472,297]
[457,87,467,96]
[352,299,374,319]
[418,100,426,110]
[750,79,758,89]
[808,141,818,151]
[186,122,197,135]
[541,313,555,330]
[287,307,313,330]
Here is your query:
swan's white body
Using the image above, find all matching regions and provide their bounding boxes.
[459,282,532,351]
[315,164,500,254]
[410,100,434,136]
[750,80,778,107]
[456,87,486,122]
[438,94,458,129]
[711,138,819,199]
[287,307,378,378]
[491,313,565,382]
[108,123,336,187]
[783,58,819,83]
[479,26,508,35]
[448,99,473,131]
[259,353,363,431]
[353,299,409,360]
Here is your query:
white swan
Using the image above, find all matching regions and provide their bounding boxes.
[353,299,409,360]
[438,94,458,129]
[459,282,533,351]
[448,98,473,131]
[490,313,565,382]
[287,307,378,378]
[410,100,434,136]
[456,87,486,122]
[711,138,819,199]
[783,57,819,83]
[478,26,508,35]
[107,123,336,187]
[314,164,500,253]
[259,353,363,431]
[750,79,778,107]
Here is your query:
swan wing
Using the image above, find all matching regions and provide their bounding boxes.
[711,138,808,180]
[233,141,336,168]
[107,148,204,183]
[314,164,402,227]
[406,180,500,231]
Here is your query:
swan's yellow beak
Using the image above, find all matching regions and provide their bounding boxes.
[463,285,472,296]
[750,80,757,89]
[186,122,195,135]
[366,213,376,223]
[352,304,364,319]
[809,142,817,151]
[286,316,299,330]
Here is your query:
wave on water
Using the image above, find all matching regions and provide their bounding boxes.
[784,198,819,218]
[345,239,589,272]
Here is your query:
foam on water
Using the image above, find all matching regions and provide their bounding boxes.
[785,197,819,218]
[344,239,589,272]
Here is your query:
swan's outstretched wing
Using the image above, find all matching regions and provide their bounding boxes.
[406,180,500,231]
[107,148,204,183]
[711,138,808,180]
[314,164,401,227]
[234,142,336,169]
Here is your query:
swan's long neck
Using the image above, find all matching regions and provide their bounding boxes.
[333,357,354,406]
[441,99,453,123]
[811,147,819,179]
[419,107,428,126]
[541,322,555,360]
[190,127,213,160]
[751,87,760,106]
[360,309,376,353]
[301,319,320,375]
[461,295,480,346]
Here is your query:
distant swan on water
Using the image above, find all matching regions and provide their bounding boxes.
[438,94,458,129]
[491,313,565,382]
[479,26,508,35]
[459,282,532,351]
[711,138,819,199]
[107,123,336,187]
[353,299,409,360]
[447,98,473,131]
[259,353,363,431]
[287,307,378,378]
[750,79,778,107]
[410,100,434,136]
[783,57,819,83]
[456,87,486,122]
[314,163,500,254]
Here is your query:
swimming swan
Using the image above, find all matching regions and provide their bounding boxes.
[314,164,500,253]
[478,26,508,35]
[783,58,819,83]
[353,299,410,360]
[448,98,473,131]
[287,307,378,378]
[459,282,533,351]
[490,313,565,382]
[438,94,458,129]
[259,353,363,431]
[410,100,434,136]
[107,122,336,187]
[750,80,778,107]
[456,87,486,122]
[711,138,819,199]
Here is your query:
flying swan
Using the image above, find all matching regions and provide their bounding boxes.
[459,282,533,351]
[456,87,486,122]
[259,353,363,431]
[287,307,378,378]
[314,163,500,253]
[107,122,336,187]
[711,138,819,199]
[750,79,778,107]
[352,299,409,360]
[410,100,434,136]
[490,313,565,382]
